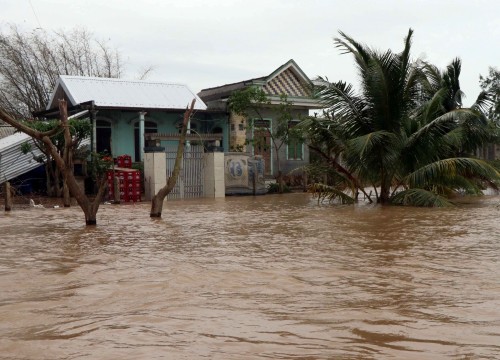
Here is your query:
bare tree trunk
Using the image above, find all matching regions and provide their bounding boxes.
[0,100,108,225]
[275,144,284,194]
[45,159,54,197]
[63,181,71,207]
[57,100,107,224]
[150,99,195,217]
[4,182,12,211]
[277,170,283,194]
[113,176,120,204]
[55,167,63,197]
[62,142,72,207]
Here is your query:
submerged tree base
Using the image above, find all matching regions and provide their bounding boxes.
[86,219,97,225]
[150,212,162,218]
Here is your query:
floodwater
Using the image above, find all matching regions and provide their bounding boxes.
[1,194,500,360]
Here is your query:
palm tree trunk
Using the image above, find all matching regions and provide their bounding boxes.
[379,167,391,204]
[309,145,373,203]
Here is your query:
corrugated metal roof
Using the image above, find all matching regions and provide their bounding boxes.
[47,76,207,111]
[0,125,16,140]
[0,112,90,183]
[0,132,44,183]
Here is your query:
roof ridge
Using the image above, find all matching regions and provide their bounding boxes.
[59,75,188,87]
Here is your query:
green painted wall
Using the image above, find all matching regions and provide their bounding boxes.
[96,109,229,160]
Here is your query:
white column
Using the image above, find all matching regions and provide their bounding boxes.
[139,112,146,162]
[144,152,166,201]
[91,110,98,153]
[185,116,191,152]
[203,152,225,198]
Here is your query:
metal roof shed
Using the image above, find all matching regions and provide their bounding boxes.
[0,132,44,183]
[46,76,207,111]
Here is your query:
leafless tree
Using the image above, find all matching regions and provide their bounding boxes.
[150,99,195,218]
[0,25,123,119]
[0,100,108,225]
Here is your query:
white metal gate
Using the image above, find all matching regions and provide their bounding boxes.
[165,145,204,199]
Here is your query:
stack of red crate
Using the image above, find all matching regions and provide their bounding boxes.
[118,168,141,202]
[115,154,132,168]
[106,167,141,202]
[106,170,115,199]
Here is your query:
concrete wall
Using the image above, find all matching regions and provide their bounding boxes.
[224,153,266,195]
[144,151,225,200]
[203,152,225,198]
[143,152,166,201]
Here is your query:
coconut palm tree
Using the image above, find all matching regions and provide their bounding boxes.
[302,29,499,206]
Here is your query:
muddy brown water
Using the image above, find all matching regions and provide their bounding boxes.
[1,193,500,359]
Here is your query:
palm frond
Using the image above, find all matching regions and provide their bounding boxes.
[421,61,442,95]
[408,109,457,145]
[399,28,414,73]
[391,188,453,207]
[470,90,494,114]
[347,130,397,159]
[308,183,356,204]
[315,80,366,123]
[407,157,500,188]
[335,31,372,75]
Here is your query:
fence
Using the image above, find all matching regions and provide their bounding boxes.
[165,145,204,199]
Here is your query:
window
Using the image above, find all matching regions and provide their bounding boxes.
[287,139,303,160]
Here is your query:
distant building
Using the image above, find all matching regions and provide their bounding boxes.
[198,59,322,178]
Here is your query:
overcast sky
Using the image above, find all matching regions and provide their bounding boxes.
[1,0,499,106]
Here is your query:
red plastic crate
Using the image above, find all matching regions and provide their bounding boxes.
[115,158,123,167]
[129,194,141,202]
[116,155,132,168]
[122,156,132,168]
[125,170,140,181]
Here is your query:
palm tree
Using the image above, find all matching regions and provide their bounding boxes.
[302,29,499,206]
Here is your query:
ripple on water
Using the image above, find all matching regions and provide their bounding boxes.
[1,193,500,359]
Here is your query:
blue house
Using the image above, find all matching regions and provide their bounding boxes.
[40,75,229,162]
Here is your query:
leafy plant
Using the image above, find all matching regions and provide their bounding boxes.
[300,29,500,206]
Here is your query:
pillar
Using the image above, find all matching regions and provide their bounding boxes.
[139,112,146,162]
[144,151,166,201]
[90,109,98,154]
[203,153,225,198]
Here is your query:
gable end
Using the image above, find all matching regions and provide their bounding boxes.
[262,68,310,97]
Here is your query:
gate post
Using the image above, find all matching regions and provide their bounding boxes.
[203,152,225,198]
[144,151,166,201]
